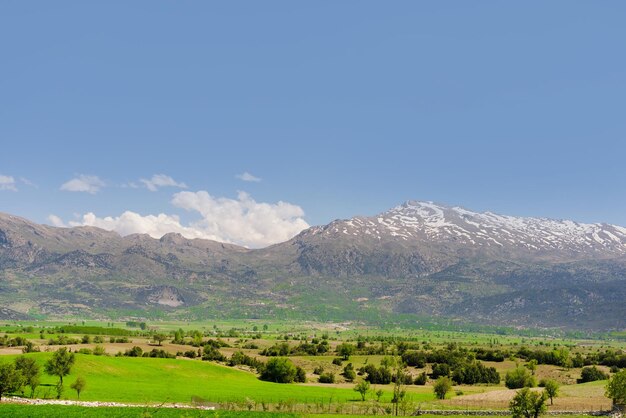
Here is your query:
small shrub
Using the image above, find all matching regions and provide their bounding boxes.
[93,345,107,356]
[578,366,609,383]
[318,372,335,384]
[414,372,428,385]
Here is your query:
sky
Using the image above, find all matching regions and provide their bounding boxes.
[1,2,625,247]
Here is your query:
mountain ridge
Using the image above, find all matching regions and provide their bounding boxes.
[1,203,625,330]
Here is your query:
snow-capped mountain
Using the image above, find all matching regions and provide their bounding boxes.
[2,202,626,329]
[304,200,626,257]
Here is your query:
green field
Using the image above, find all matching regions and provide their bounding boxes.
[0,318,622,416]
[0,353,434,404]
[0,404,596,418]
[0,404,297,418]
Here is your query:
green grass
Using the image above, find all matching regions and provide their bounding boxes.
[0,404,296,418]
[2,353,434,404]
[0,404,596,418]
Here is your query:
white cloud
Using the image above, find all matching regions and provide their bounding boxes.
[171,191,309,247]
[140,174,187,192]
[65,191,309,248]
[60,175,105,194]
[236,172,261,182]
[47,214,67,227]
[0,175,17,191]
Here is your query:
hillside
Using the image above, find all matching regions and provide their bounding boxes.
[1,202,625,330]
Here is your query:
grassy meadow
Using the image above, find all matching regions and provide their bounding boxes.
[0,319,623,416]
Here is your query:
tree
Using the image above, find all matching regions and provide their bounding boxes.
[543,380,559,405]
[433,376,452,400]
[509,387,548,418]
[14,356,40,398]
[259,358,298,383]
[606,370,626,407]
[336,343,355,361]
[431,363,450,378]
[172,329,184,344]
[70,376,86,400]
[506,367,536,389]
[0,363,23,400]
[44,347,75,398]
[392,365,407,416]
[525,359,538,375]
[354,380,370,401]
[373,388,383,402]
[152,334,167,346]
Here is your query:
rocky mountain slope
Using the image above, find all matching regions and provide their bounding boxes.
[1,202,625,330]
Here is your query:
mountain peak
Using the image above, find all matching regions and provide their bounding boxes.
[305,200,626,257]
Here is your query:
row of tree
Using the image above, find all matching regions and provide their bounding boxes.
[0,348,85,400]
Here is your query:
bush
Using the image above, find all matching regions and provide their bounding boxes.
[260,343,291,357]
[332,358,343,366]
[124,346,143,357]
[452,361,500,385]
[392,371,414,385]
[431,363,450,379]
[402,351,427,368]
[242,342,259,349]
[506,367,536,389]
[183,350,197,359]
[228,351,264,371]
[362,364,392,384]
[202,345,226,362]
[259,358,299,383]
[295,366,307,383]
[578,366,609,383]
[414,372,428,385]
[143,349,175,359]
[93,345,107,356]
[0,363,24,400]
[343,363,356,382]
[318,372,335,383]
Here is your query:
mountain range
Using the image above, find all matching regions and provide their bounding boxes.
[1,201,625,330]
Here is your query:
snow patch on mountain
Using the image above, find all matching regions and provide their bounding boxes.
[311,200,626,254]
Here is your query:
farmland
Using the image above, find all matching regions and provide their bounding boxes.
[0,320,624,416]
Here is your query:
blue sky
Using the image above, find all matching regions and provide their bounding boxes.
[1,2,625,247]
